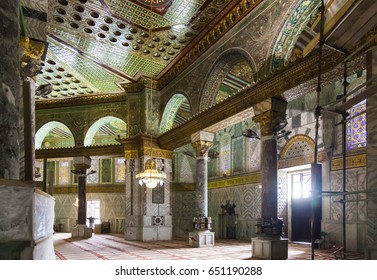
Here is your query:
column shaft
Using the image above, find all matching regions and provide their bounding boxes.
[0,0,21,179]
[77,175,87,225]
[195,157,208,217]
[261,136,278,219]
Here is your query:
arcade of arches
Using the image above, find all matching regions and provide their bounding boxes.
[1,0,377,260]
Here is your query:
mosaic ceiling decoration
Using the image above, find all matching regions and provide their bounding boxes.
[34,0,241,100]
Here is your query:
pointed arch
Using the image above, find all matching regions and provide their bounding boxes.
[279,134,315,169]
[84,116,127,146]
[200,48,256,112]
[35,121,75,149]
[160,93,192,134]
[270,0,320,71]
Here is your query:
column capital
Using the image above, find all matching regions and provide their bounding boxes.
[191,140,213,157]
[253,110,287,136]
[252,98,287,137]
[191,131,214,157]
[20,36,46,78]
[72,156,91,175]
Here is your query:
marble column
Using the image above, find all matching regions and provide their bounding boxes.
[0,0,21,179]
[251,98,288,259]
[71,156,93,238]
[191,131,214,217]
[366,47,377,259]
[189,131,215,247]
[253,109,286,222]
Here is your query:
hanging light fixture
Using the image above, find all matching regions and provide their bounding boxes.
[136,158,167,188]
[135,2,166,189]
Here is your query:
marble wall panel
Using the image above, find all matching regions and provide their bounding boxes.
[172,183,262,240]
[54,192,126,233]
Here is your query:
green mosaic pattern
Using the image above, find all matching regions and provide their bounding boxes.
[159,93,188,134]
[271,0,320,70]
[46,41,121,92]
[105,0,206,29]
[49,26,166,78]
[36,46,100,99]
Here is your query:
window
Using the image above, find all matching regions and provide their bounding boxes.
[220,133,231,176]
[347,99,367,150]
[114,157,126,183]
[87,200,100,226]
[86,159,98,184]
[291,172,311,199]
[58,160,70,185]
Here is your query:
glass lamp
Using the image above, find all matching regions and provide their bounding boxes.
[136,158,166,188]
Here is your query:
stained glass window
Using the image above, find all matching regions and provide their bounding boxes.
[347,100,367,150]
[86,159,98,184]
[115,158,126,183]
[220,133,231,176]
[58,161,70,185]
[101,158,112,183]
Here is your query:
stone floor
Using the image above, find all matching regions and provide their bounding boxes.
[53,233,364,260]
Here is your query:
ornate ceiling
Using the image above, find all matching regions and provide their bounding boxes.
[32,0,259,100]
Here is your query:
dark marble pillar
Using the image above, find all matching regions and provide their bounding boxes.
[71,157,93,238]
[191,131,214,218]
[251,99,288,260]
[77,174,87,225]
[260,135,278,219]
[252,99,287,236]
[72,157,92,225]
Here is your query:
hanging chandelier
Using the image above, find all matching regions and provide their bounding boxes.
[136,158,166,188]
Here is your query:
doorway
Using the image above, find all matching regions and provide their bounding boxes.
[290,171,312,242]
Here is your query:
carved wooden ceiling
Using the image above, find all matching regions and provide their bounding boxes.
[33,0,260,100]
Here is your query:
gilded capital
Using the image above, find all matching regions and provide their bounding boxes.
[20,36,45,78]
[191,140,213,157]
[252,110,287,136]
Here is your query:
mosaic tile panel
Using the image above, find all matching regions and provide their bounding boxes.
[54,192,126,233]
[271,0,320,70]
[329,168,367,222]
[172,183,262,239]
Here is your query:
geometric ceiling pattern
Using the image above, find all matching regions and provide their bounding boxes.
[35,0,237,100]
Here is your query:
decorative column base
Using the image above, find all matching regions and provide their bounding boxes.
[189,230,215,247]
[251,237,288,260]
[188,216,214,247]
[71,224,93,238]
